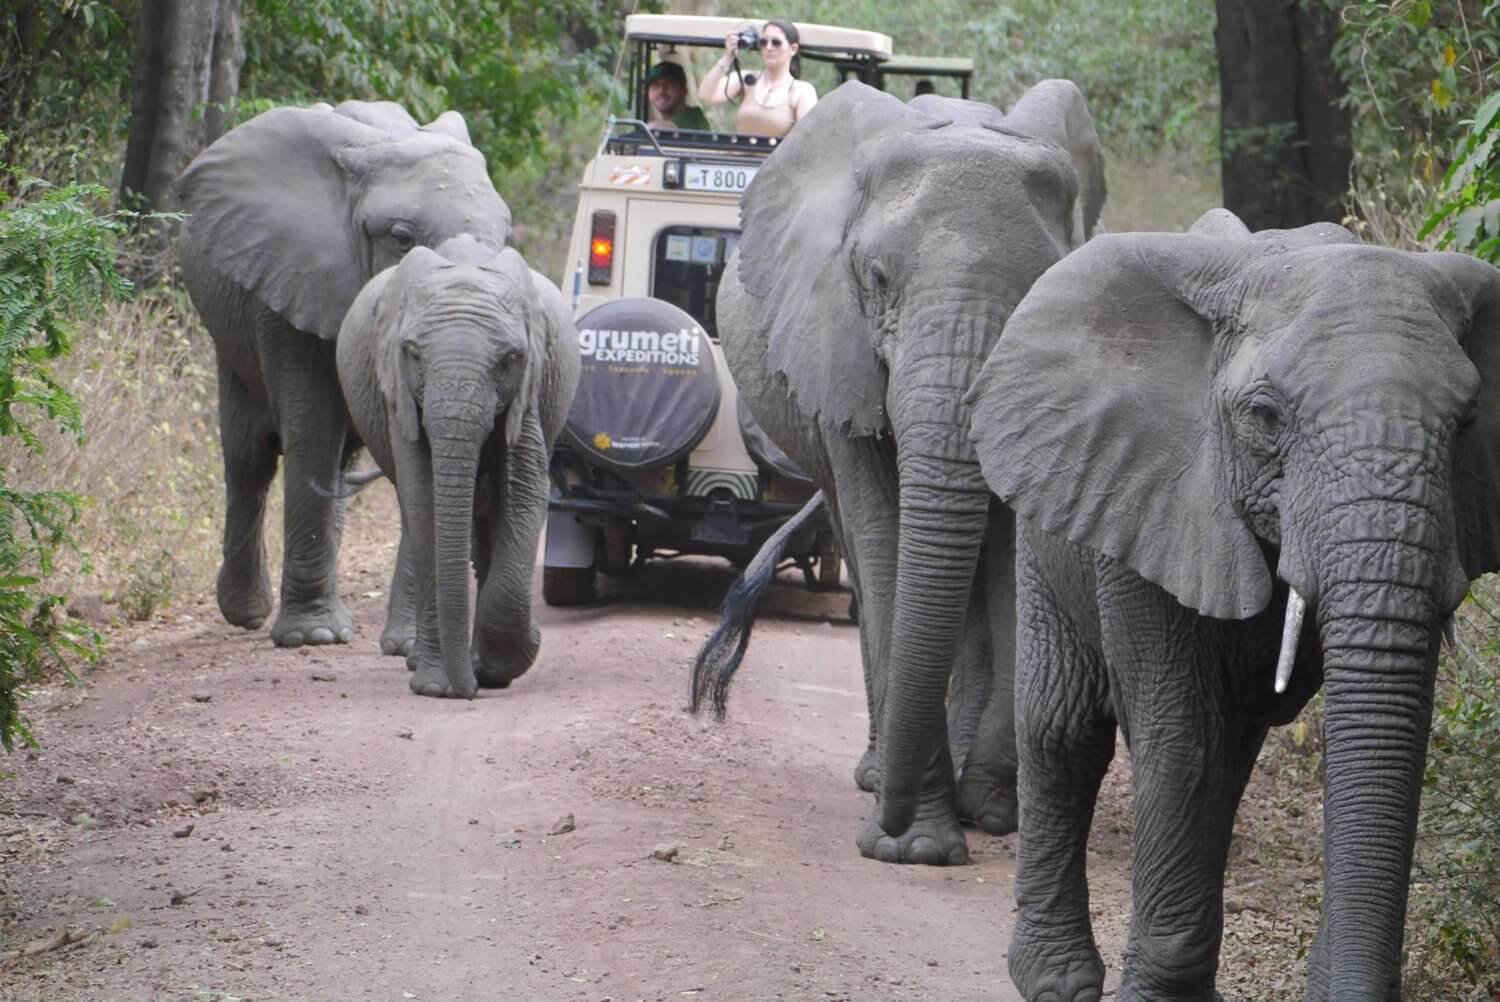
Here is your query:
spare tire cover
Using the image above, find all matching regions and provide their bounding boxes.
[564,297,720,471]
[737,398,812,485]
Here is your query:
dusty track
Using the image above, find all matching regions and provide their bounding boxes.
[0,485,1172,1001]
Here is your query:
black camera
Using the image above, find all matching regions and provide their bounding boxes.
[733,26,760,51]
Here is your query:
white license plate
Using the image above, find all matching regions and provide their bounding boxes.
[683,164,757,194]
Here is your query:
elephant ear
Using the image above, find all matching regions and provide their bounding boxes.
[737,81,936,437]
[1002,79,1106,245]
[969,232,1273,620]
[1422,252,1500,579]
[176,106,385,341]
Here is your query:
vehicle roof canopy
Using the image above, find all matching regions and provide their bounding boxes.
[624,14,893,61]
[877,54,974,77]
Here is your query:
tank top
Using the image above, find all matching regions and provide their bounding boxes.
[735,76,809,137]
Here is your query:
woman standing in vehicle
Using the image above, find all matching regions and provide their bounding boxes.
[698,19,818,137]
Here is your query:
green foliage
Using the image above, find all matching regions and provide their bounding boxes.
[239,0,662,173]
[1407,594,1500,994]
[1421,91,1500,259]
[0,148,123,749]
[1330,2,1500,248]
[0,2,135,178]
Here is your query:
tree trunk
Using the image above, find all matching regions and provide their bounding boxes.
[121,0,243,213]
[1215,0,1352,230]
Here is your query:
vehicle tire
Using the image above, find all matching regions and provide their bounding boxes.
[815,533,842,591]
[543,566,597,606]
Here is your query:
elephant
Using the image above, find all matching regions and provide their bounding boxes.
[336,236,579,698]
[963,212,1500,1000]
[703,79,1105,865]
[175,100,511,650]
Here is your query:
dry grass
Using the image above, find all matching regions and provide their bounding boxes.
[1098,148,1222,234]
[10,289,228,621]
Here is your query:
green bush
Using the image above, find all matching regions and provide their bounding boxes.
[1422,90,1500,259]
[0,151,129,749]
[1407,587,1500,995]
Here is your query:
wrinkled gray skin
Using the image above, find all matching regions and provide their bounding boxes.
[717,80,1105,864]
[337,237,579,698]
[967,210,1500,1000]
[177,100,511,650]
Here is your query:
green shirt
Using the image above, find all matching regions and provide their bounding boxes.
[670,105,711,131]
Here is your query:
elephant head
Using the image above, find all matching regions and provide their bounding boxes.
[969,219,1500,995]
[342,236,550,697]
[176,102,511,342]
[729,79,1104,835]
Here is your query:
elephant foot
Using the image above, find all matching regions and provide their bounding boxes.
[409,663,477,699]
[473,621,540,689]
[271,597,354,648]
[380,628,415,658]
[1008,916,1104,1002]
[855,803,968,866]
[957,771,1018,835]
[853,743,879,793]
[216,565,272,631]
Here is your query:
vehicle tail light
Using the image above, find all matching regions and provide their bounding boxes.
[588,211,616,286]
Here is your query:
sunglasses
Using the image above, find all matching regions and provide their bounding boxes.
[759,37,788,49]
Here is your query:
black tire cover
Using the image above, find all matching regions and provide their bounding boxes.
[564,298,720,471]
[737,397,812,485]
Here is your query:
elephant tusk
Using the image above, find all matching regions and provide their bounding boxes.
[1442,613,1458,653]
[1274,588,1306,695]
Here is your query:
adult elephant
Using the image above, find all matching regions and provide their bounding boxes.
[337,237,579,698]
[176,100,511,649]
[967,216,1500,999]
[711,80,1105,865]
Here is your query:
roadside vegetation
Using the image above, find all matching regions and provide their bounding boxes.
[1,0,1496,994]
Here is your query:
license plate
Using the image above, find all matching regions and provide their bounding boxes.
[683,163,757,194]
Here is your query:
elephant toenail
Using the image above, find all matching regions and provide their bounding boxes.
[309,627,335,644]
[281,631,304,648]
[244,617,265,630]
[381,639,398,655]
[337,628,353,643]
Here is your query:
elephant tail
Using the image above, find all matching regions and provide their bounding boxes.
[690,491,827,720]
[309,467,388,500]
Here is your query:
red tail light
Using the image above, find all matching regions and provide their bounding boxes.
[588,211,616,286]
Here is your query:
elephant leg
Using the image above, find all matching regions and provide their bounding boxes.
[380,510,418,657]
[821,432,899,794]
[1009,538,1114,1002]
[214,356,276,630]
[957,504,1019,836]
[1104,591,1264,1001]
[261,321,353,647]
[472,420,546,688]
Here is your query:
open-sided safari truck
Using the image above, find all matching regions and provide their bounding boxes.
[542,14,894,606]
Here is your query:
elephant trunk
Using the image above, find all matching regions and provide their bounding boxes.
[424,370,500,698]
[1315,535,1442,996]
[877,312,994,836]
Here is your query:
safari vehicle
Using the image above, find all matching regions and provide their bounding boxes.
[541,14,895,606]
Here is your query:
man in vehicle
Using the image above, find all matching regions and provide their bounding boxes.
[645,60,711,131]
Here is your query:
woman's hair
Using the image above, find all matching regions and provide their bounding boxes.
[764,19,802,79]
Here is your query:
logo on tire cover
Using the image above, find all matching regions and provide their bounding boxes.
[593,432,613,450]
[578,326,702,367]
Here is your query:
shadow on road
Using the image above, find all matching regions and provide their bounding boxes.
[560,555,856,626]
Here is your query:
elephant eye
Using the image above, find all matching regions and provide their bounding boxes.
[390,224,416,252]
[1249,398,1282,437]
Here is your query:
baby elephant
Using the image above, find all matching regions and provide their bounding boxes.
[338,236,579,697]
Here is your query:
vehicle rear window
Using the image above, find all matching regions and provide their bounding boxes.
[651,227,738,340]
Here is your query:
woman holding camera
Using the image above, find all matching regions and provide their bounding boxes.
[698,19,817,137]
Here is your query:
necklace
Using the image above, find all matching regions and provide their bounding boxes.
[754,74,792,108]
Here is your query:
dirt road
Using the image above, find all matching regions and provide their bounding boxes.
[0,486,1154,1001]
